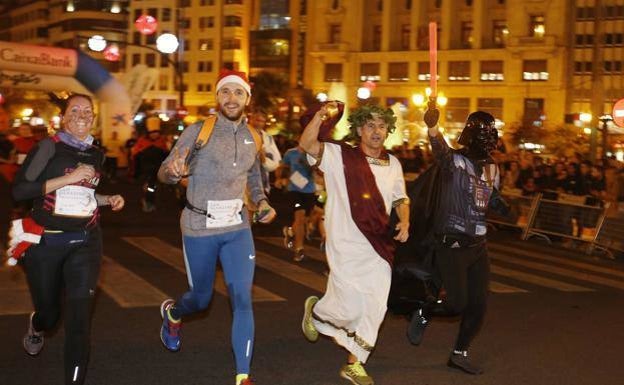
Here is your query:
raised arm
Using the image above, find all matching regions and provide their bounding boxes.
[300,104,331,158]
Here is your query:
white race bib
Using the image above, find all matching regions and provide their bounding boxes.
[206,199,243,228]
[54,185,97,217]
[289,170,309,190]
[17,153,27,165]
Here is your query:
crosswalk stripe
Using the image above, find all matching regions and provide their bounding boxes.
[489,281,528,293]
[257,236,326,262]
[99,256,169,308]
[123,237,286,302]
[490,251,624,291]
[490,265,593,292]
[255,250,327,292]
[258,237,528,294]
[0,266,32,315]
[489,243,624,279]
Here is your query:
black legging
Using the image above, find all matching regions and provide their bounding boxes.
[23,228,102,385]
[430,242,489,351]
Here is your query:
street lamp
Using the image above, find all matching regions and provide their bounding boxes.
[81,34,185,108]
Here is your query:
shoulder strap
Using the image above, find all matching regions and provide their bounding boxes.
[195,115,217,148]
[248,127,263,155]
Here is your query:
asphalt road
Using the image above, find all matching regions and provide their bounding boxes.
[1,177,624,385]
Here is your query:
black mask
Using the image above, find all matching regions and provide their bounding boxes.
[457,111,498,160]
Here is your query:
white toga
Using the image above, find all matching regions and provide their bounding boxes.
[307,142,407,362]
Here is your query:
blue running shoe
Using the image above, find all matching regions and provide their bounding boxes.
[160,299,181,351]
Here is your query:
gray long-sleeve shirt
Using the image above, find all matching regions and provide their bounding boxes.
[158,112,266,236]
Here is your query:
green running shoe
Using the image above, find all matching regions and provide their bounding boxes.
[339,362,374,385]
[302,296,319,342]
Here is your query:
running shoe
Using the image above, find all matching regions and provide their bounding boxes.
[406,308,428,346]
[282,226,294,249]
[339,361,374,385]
[23,312,44,356]
[293,248,305,262]
[238,378,256,385]
[160,299,182,352]
[302,296,319,342]
[447,350,483,375]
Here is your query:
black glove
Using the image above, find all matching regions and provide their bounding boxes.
[424,100,440,128]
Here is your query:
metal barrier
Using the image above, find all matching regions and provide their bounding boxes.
[594,214,624,258]
[488,189,619,259]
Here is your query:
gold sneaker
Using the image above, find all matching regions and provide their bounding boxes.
[339,362,374,385]
[302,296,319,342]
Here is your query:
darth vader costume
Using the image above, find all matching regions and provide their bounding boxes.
[388,106,509,375]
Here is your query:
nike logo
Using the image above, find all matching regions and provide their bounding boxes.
[244,139,254,144]
[249,254,255,260]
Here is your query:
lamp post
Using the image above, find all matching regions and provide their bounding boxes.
[599,114,613,160]
[81,34,184,109]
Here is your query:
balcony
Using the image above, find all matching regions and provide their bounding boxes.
[314,42,350,51]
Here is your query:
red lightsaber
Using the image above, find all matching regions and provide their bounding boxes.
[429,22,438,98]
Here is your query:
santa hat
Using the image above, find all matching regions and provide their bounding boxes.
[216,69,251,95]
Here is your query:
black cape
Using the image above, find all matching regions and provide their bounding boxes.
[388,164,444,315]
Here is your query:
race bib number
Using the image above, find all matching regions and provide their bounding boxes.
[54,185,97,217]
[206,199,243,228]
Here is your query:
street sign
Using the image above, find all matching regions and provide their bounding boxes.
[613,98,624,127]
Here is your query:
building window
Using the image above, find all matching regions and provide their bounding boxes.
[417,61,432,81]
[162,8,171,22]
[522,60,548,81]
[373,25,382,51]
[199,39,214,50]
[360,63,380,82]
[223,39,241,49]
[197,83,212,92]
[324,63,343,82]
[604,61,623,73]
[605,33,624,46]
[132,53,141,66]
[446,98,471,123]
[145,53,156,67]
[492,20,507,47]
[529,15,545,38]
[388,62,409,82]
[461,21,473,48]
[477,98,503,119]
[200,16,214,28]
[159,74,169,91]
[573,61,592,74]
[200,0,215,5]
[160,54,169,68]
[329,24,341,44]
[197,61,213,72]
[133,32,141,45]
[223,61,240,70]
[401,24,410,50]
[146,33,156,45]
[448,61,471,81]
[225,15,242,27]
[480,60,504,81]
[575,34,595,47]
[576,7,595,20]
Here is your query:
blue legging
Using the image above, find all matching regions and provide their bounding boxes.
[174,228,255,374]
